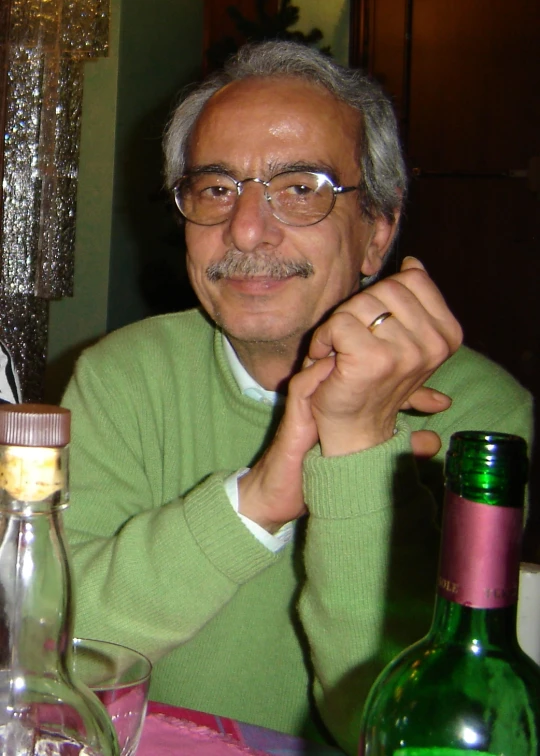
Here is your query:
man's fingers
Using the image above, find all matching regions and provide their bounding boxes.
[292,355,336,400]
[411,429,442,458]
[276,356,336,455]
[401,386,452,414]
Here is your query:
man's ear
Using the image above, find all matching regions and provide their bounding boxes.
[360,212,400,277]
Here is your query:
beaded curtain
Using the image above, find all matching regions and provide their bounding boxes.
[0,0,109,401]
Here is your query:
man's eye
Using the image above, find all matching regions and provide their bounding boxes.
[200,185,233,200]
[285,183,315,197]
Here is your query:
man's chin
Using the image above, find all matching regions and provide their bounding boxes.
[220,316,303,348]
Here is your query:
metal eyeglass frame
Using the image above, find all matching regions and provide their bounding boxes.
[172,170,359,227]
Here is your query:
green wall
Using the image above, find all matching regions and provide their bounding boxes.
[294,0,350,64]
[106,0,204,333]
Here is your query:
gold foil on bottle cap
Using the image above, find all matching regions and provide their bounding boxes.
[0,404,71,447]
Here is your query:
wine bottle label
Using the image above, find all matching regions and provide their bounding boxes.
[437,492,521,608]
[394,749,496,755]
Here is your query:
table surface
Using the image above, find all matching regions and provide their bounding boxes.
[141,701,345,755]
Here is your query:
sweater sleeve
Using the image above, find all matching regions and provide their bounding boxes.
[62,350,279,662]
[297,347,534,755]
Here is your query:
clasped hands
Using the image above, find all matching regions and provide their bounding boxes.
[239,257,463,533]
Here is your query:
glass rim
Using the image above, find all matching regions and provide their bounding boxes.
[72,636,152,690]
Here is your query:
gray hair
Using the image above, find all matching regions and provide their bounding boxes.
[164,40,407,224]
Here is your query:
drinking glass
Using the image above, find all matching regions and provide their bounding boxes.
[72,637,152,756]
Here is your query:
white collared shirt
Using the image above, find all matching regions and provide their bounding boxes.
[223,337,284,407]
[222,335,294,552]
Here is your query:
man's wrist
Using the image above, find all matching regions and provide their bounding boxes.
[317,418,397,457]
[224,469,294,552]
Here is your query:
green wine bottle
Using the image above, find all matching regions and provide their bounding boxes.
[358,431,540,756]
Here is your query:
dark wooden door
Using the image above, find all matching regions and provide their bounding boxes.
[350,0,540,548]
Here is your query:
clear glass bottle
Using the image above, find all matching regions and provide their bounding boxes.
[0,404,119,756]
[358,430,540,756]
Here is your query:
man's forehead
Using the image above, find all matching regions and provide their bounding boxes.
[187,76,361,174]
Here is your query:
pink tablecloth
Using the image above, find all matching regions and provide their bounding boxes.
[137,701,344,755]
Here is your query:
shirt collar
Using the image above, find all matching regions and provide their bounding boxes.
[222,335,283,406]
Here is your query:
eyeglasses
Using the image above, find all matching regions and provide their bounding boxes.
[172,170,359,227]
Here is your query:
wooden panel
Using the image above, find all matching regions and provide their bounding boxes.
[371,0,407,115]
[408,0,540,170]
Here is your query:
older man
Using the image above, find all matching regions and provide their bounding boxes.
[62,41,532,755]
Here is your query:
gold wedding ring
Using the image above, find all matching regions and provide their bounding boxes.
[367,311,393,333]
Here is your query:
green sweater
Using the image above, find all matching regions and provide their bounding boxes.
[62,309,533,755]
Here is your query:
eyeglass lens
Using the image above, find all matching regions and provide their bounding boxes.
[176,171,337,226]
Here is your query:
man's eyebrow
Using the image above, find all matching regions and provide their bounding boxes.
[186,161,342,183]
[186,163,238,177]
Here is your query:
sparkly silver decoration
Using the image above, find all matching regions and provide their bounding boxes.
[0,0,110,401]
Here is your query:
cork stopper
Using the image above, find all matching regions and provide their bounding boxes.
[0,404,71,447]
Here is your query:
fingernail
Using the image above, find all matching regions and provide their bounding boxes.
[431,390,451,405]
[403,256,425,268]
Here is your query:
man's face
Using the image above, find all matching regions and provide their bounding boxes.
[184,77,395,352]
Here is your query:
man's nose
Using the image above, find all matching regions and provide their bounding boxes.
[224,182,283,252]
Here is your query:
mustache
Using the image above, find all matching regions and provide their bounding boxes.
[206,250,314,283]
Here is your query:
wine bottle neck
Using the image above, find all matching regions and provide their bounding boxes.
[0,511,72,673]
[429,595,520,650]
[437,491,522,608]
[431,479,524,653]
